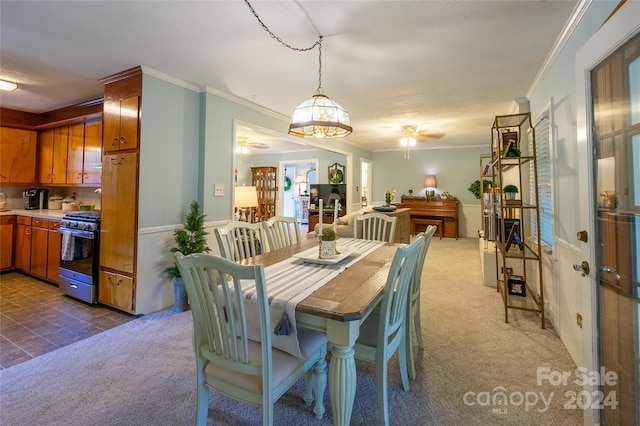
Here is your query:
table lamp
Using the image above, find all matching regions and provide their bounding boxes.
[424,175,437,198]
[234,186,259,222]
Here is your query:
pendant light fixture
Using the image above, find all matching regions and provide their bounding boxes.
[244,0,352,139]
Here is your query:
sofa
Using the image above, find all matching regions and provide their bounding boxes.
[307,205,376,239]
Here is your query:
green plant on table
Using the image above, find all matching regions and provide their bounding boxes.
[503,184,519,193]
[321,228,336,241]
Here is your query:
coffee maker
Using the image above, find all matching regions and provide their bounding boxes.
[23,188,49,210]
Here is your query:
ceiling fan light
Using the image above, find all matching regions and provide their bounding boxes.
[289,94,352,138]
[0,79,18,92]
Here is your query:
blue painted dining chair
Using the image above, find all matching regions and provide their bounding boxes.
[214,220,267,262]
[406,226,437,380]
[175,252,328,425]
[353,233,425,425]
[354,212,397,242]
[263,216,301,251]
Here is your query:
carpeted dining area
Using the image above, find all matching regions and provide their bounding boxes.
[0,237,582,425]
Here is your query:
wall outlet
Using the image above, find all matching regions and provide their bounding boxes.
[214,184,224,197]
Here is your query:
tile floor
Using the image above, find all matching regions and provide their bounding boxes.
[0,272,137,370]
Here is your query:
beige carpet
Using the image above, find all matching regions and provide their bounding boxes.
[0,237,582,425]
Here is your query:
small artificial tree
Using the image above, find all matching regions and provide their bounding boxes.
[165,200,211,280]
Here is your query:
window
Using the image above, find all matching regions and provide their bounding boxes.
[530,111,553,250]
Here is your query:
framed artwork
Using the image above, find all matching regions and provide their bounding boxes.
[328,163,344,184]
[508,275,526,297]
[501,131,519,149]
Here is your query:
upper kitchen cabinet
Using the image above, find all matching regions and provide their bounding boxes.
[103,96,139,153]
[39,126,69,185]
[102,68,141,154]
[0,127,37,184]
[67,120,102,185]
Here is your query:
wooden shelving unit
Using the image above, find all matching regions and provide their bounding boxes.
[251,166,277,222]
[490,112,545,328]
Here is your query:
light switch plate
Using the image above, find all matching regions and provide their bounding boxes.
[214,184,224,197]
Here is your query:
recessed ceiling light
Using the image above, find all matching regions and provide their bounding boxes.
[0,79,18,92]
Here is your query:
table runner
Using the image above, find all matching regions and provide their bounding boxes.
[241,238,385,359]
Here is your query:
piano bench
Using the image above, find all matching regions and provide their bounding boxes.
[411,217,444,239]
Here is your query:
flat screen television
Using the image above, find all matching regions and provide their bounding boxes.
[310,184,346,209]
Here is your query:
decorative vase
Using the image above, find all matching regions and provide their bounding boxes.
[173,277,190,312]
[319,240,336,259]
[506,192,517,200]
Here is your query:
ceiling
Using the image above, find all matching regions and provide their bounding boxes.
[0,1,580,153]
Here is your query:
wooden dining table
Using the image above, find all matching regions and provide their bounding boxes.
[240,237,403,426]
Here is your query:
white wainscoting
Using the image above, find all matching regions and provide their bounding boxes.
[459,203,481,238]
[135,220,228,315]
[551,238,584,367]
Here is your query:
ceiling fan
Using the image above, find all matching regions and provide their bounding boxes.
[399,124,445,159]
[236,136,268,153]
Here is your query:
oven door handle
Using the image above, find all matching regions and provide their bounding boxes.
[57,228,95,239]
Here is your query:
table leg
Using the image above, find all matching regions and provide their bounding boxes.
[329,344,356,425]
[327,319,360,426]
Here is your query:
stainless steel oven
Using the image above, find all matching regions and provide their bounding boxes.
[58,211,100,303]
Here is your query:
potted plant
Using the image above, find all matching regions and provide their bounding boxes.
[468,179,492,199]
[503,184,519,200]
[165,200,211,311]
[319,228,337,259]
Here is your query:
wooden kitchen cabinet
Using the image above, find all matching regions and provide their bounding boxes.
[103,96,139,152]
[15,216,32,272]
[99,270,134,313]
[0,216,16,270]
[67,120,102,185]
[29,218,61,283]
[30,219,49,279]
[39,126,69,184]
[100,152,137,274]
[47,221,61,283]
[0,127,37,184]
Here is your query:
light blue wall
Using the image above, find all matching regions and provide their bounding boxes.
[247,149,347,183]
[372,146,488,205]
[139,74,201,228]
[200,92,290,221]
[527,1,621,245]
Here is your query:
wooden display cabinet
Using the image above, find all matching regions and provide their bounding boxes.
[251,166,277,222]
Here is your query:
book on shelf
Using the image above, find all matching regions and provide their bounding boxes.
[504,199,522,205]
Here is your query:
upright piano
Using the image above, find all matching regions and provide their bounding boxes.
[396,196,459,239]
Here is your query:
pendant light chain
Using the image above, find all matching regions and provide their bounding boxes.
[244,0,352,138]
[244,0,323,94]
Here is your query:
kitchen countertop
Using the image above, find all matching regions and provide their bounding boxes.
[0,209,66,219]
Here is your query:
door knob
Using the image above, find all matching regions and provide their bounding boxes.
[573,261,590,277]
[576,230,588,243]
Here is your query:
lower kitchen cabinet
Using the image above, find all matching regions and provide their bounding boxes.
[29,218,61,284]
[0,216,16,270]
[15,217,32,272]
[99,270,135,313]
[47,221,61,283]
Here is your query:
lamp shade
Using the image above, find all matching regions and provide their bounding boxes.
[289,94,352,138]
[424,175,437,188]
[234,186,259,208]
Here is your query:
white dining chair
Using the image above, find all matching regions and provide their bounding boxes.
[406,226,437,380]
[174,252,328,425]
[354,212,397,243]
[353,233,425,425]
[214,221,267,262]
[263,216,301,251]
